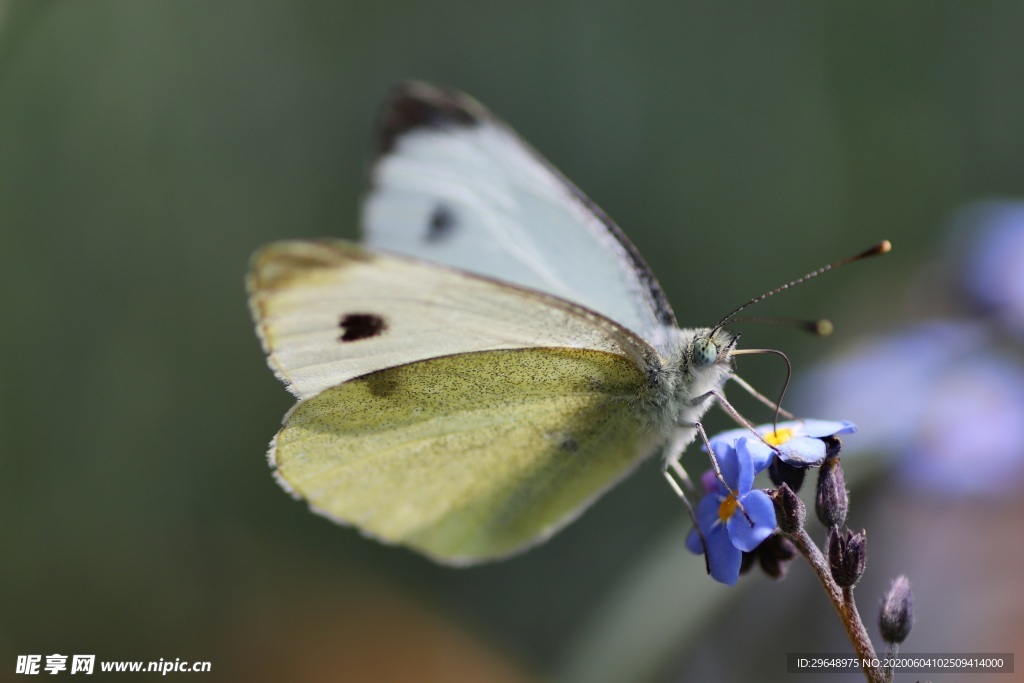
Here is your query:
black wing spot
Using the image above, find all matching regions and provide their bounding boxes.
[426,204,457,242]
[339,313,387,342]
[560,437,579,453]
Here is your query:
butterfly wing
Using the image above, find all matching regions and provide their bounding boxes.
[247,239,656,400]
[249,82,692,562]
[271,347,660,564]
[362,81,677,350]
[248,240,670,562]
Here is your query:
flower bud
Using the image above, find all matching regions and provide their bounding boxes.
[739,549,756,575]
[740,534,797,579]
[828,527,867,588]
[758,534,797,579]
[879,575,914,644]
[769,457,806,492]
[815,455,848,528]
[771,483,805,533]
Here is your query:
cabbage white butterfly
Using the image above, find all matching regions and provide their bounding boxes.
[248,82,879,565]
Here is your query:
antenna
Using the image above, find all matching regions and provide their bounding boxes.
[711,240,891,334]
[725,316,834,337]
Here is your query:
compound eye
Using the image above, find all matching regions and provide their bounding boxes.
[692,338,718,368]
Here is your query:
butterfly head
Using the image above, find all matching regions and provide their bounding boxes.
[672,326,739,404]
[687,327,738,371]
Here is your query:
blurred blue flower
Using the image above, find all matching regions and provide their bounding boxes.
[951,202,1024,338]
[899,351,1024,495]
[686,439,777,585]
[794,320,1024,496]
[795,321,985,453]
[710,419,857,467]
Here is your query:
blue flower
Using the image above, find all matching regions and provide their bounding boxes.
[795,321,1024,496]
[686,438,777,585]
[900,352,1024,495]
[794,321,987,454]
[951,201,1024,338]
[710,419,858,467]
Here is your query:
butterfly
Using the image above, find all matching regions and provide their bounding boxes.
[248,82,764,565]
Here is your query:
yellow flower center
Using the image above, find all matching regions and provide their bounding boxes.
[764,427,794,447]
[718,493,739,522]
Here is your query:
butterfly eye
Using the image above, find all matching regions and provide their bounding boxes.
[692,338,718,368]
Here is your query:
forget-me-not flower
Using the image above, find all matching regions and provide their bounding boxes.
[952,201,1024,338]
[686,438,777,585]
[711,419,858,468]
[794,320,1024,496]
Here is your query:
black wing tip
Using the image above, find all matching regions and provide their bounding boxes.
[374,81,485,157]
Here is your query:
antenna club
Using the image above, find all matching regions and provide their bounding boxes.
[856,240,892,260]
[816,319,834,337]
[712,241,891,333]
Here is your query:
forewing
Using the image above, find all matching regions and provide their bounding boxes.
[270,348,660,564]
[362,81,676,346]
[247,239,654,400]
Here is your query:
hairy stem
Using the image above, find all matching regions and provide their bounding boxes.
[785,527,884,683]
[884,642,899,683]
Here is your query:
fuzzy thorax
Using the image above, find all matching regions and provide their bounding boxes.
[630,325,737,435]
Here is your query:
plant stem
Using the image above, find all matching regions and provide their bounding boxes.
[785,527,885,683]
[884,642,899,683]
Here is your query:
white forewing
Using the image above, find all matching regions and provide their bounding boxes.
[363,82,676,351]
[247,239,656,400]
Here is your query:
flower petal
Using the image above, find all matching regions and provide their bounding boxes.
[704,525,742,585]
[726,490,777,552]
[707,427,750,450]
[775,436,828,467]
[685,527,704,555]
[693,494,721,536]
[700,469,719,494]
[713,420,858,470]
[736,437,776,480]
[709,440,741,491]
[957,202,1024,337]
[737,437,776,471]
[687,495,744,585]
[792,419,858,438]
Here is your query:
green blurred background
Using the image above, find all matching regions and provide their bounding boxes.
[3,1,1023,681]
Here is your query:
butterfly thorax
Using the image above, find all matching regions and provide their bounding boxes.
[633,326,736,433]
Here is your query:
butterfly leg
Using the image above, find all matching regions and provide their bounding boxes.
[661,452,710,575]
[689,419,755,527]
[680,390,768,528]
[700,388,785,459]
[729,374,795,419]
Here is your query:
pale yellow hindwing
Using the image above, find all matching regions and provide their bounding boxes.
[271,347,660,564]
